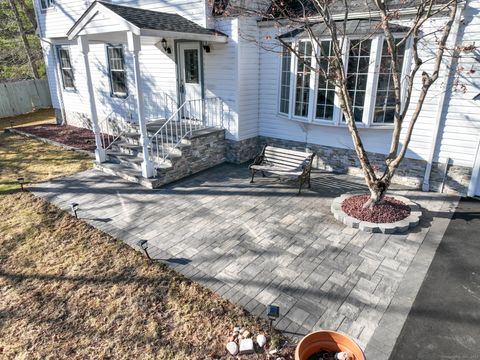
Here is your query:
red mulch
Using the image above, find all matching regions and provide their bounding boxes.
[16,124,97,152]
[342,194,411,223]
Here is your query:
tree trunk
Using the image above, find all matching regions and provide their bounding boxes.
[9,0,40,79]
[17,0,38,31]
[363,171,394,209]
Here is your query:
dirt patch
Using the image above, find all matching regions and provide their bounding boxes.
[16,124,97,151]
[0,108,56,130]
[0,193,295,359]
[342,194,411,223]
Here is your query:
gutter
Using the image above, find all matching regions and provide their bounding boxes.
[257,3,466,27]
[422,2,465,192]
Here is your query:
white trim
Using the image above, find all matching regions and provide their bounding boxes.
[140,29,227,43]
[68,3,141,40]
[363,36,383,127]
[467,138,480,197]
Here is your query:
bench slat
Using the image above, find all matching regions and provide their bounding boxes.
[264,158,305,169]
[264,151,310,162]
[265,146,311,158]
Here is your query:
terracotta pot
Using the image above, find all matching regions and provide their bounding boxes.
[295,330,365,360]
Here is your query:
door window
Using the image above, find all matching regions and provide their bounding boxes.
[184,49,199,84]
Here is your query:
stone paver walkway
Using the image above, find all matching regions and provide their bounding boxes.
[31,164,458,359]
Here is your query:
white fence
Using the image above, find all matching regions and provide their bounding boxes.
[0,79,52,118]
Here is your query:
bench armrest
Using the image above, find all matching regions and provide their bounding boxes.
[300,153,316,177]
[249,144,267,169]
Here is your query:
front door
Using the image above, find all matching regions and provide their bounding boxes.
[178,42,202,106]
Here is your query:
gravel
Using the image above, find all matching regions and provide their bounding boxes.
[342,194,411,223]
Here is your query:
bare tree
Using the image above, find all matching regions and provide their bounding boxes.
[17,0,38,31]
[221,0,460,207]
[8,0,39,79]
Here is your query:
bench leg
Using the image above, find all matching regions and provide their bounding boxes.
[250,170,256,183]
[262,171,266,177]
[298,178,305,195]
[308,174,312,189]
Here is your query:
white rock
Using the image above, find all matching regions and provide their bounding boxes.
[226,341,238,356]
[256,334,267,347]
[239,338,254,354]
[233,326,241,332]
[269,348,278,355]
[275,357,286,360]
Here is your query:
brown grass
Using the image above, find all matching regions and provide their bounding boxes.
[0,132,92,193]
[0,109,56,131]
[0,193,283,359]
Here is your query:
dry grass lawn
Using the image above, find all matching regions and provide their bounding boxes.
[0,109,56,130]
[0,132,92,193]
[0,193,282,359]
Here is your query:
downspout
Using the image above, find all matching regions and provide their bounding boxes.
[32,0,67,125]
[422,3,464,191]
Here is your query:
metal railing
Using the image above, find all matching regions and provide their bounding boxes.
[98,95,135,151]
[149,97,224,162]
[144,91,178,122]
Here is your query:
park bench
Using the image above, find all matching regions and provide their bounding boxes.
[249,145,316,195]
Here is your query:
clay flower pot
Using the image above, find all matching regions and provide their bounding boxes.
[295,330,365,360]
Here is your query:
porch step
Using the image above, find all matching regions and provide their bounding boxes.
[93,162,164,189]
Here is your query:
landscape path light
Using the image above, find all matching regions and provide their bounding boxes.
[70,203,79,218]
[17,177,25,191]
[267,304,280,331]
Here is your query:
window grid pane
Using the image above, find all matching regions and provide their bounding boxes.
[184,49,199,84]
[344,39,371,123]
[279,45,291,114]
[294,41,312,118]
[315,41,335,120]
[373,41,405,123]
[107,46,127,96]
[58,48,74,89]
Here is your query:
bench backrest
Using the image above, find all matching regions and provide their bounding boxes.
[263,146,314,170]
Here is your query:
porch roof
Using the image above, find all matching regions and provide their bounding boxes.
[67,1,228,43]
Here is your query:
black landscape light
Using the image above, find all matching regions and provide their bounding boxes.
[203,44,211,53]
[17,177,25,191]
[137,240,152,260]
[70,203,79,218]
[10,120,14,128]
[267,304,280,330]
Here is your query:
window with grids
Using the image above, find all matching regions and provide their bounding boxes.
[315,41,336,121]
[40,0,55,9]
[107,46,127,97]
[57,47,75,90]
[294,41,313,118]
[373,40,406,123]
[345,39,372,122]
[279,45,292,114]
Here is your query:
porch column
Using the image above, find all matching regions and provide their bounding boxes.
[127,31,154,178]
[78,35,106,163]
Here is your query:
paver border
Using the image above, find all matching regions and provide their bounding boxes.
[364,196,459,360]
[331,191,422,234]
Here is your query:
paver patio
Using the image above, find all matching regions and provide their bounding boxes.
[31,163,458,359]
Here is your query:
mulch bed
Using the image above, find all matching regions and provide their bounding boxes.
[342,194,411,223]
[16,124,97,152]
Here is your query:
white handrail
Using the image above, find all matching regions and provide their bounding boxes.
[149,97,224,163]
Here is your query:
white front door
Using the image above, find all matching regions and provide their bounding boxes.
[178,42,202,105]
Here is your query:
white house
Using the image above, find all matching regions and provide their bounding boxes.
[34,0,480,196]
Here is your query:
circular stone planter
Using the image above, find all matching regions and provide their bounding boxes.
[295,330,365,360]
[331,192,422,234]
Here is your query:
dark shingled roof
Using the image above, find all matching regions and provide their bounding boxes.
[278,19,411,39]
[97,1,226,37]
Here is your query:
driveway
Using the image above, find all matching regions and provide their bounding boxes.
[389,197,480,359]
[31,163,458,358]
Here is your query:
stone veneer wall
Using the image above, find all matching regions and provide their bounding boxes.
[225,137,260,164]
[156,129,226,185]
[63,110,93,129]
[226,135,471,195]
